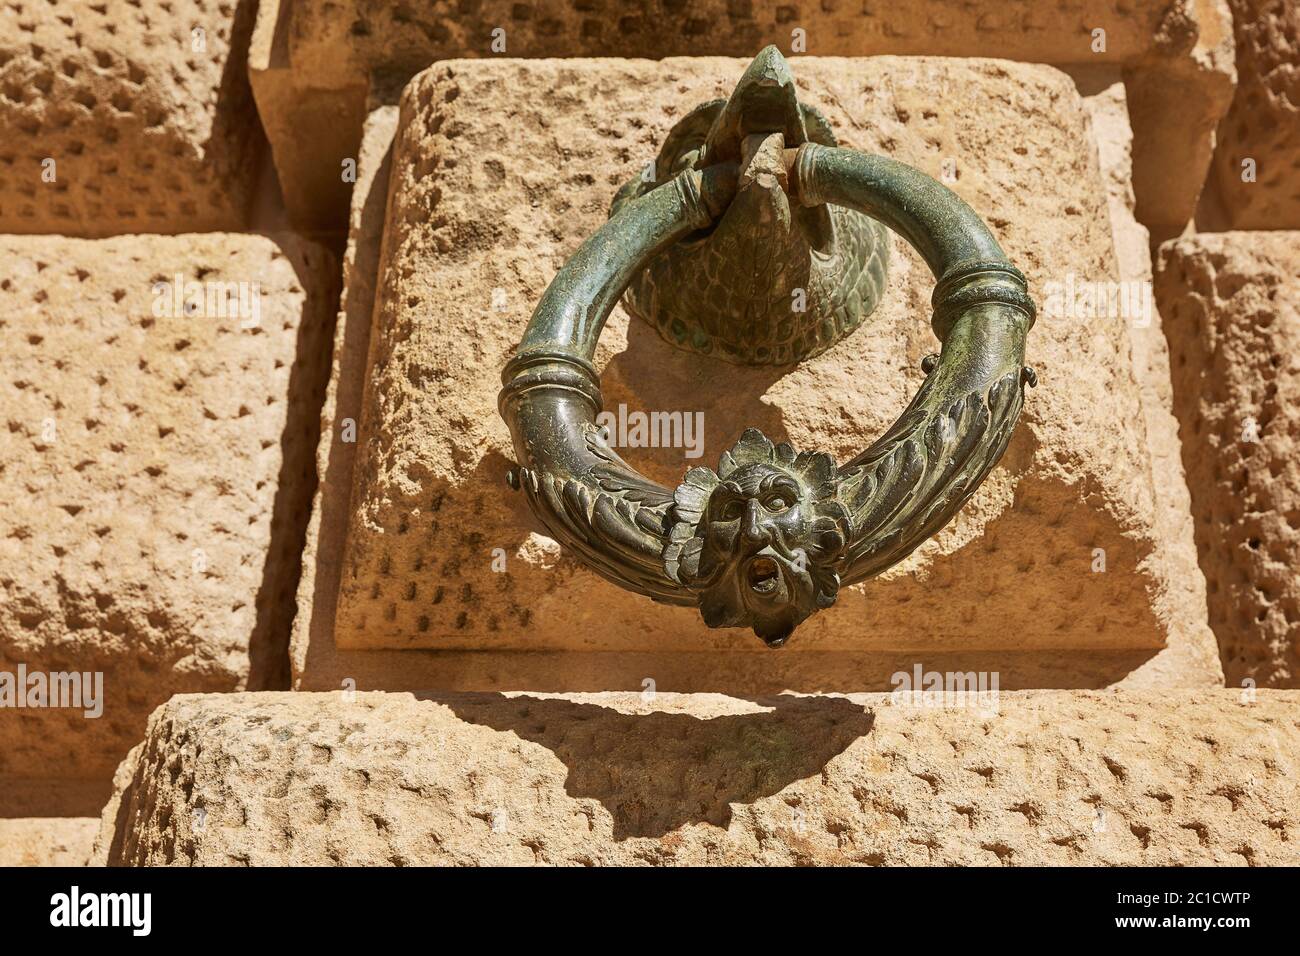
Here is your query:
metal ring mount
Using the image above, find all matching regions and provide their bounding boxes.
[499,143,1036,647]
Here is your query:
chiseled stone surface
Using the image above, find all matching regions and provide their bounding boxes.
[1209,0,1300,229]
[1156,233,1300,689]
[330,57,1200,674]
[1077,75,1220,688]
[94,689,1300,866]
[0,233,337,779]
[293,0,1205,75]
[0,0,260,235]
[254,0,1234,239]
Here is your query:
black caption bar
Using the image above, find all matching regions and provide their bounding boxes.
[0,865,1281,943]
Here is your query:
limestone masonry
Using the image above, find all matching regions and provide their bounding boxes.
[95,690,1300,866]
[0,233,337,780]
[1157,232,1300,689]
[1,1,1296,868]
[0,0,262,235]
[333,58,1198,672]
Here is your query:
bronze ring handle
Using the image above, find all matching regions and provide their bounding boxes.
[499,143,1036,646]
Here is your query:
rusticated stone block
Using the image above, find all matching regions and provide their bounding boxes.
[1207,0,1300,229]
[253,0,1233,240]
[291,66,1218,693]
[0,0,261,236]
[303,0,1177,69]
[318,56,1216,689]
[94,690,1300,865]
[0,233,337,779]
[1156,232,1300,688]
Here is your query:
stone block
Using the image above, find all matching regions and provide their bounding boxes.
[0,818,97,866]
[1122,1,1237,239]
[247,0,368,234]
[292,102,407,688]
[0,775,105,866]
[1155,232,1300,688]
[315,56,1215,693]
[0,0,262,236]
[250,0,1233,240]
[0,233,337,779]
[1076,75,1221,687]
[1205,0,1300,229]
[93,689,1300,865]
[293,65,1224,695]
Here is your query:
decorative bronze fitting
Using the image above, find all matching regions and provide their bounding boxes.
[610,46,889,366]
[499,48,1037,648]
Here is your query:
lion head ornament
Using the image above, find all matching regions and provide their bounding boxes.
[663,428,853,647]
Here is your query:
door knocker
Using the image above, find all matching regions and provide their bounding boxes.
[499,47,1037,647]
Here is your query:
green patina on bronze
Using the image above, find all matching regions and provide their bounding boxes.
[611,47,888,366]
[499,48,1037,646]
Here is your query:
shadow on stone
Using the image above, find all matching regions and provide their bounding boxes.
[248,239,339,691]
[600,313,791,488]
[432,692,875,839]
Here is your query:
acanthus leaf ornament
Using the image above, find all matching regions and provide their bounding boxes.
[499,47,1037,646]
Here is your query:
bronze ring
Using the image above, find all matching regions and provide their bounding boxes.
[499,142,1036,647]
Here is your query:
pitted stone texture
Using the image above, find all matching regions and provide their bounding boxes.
[333,57,1192,668]
[94,690,1300,866]
[0,234,337,779]
[0,0,260,236]
[1209,0,1300,229]
[282,107,1177,693]
[294,0,1200,75]
[1156,233,1300,689]
[255,0,1234,239]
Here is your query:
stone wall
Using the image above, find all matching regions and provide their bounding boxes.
[0,0,263,235]
[0,3,336,863]
[249,0,1234,240]
[1156,233,1300,688]
[5,1,1299,868]
[94,690,1300,866]
[1204,0,1300,229]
